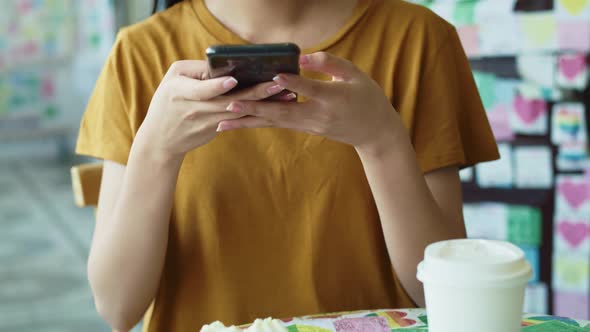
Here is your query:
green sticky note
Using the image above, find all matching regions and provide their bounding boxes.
[90,33,101,47]
[508,206,542,246]
[522,321,587,331]
[453,1,476,26]
[473,71,496,110]
[45,105,58,119]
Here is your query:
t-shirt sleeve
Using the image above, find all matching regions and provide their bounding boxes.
[411,26,499,173]
[75,32,133,165]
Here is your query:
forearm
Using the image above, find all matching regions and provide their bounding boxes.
[88,133,183,329]
[356,121,465,307]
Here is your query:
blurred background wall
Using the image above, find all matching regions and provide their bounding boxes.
[410,0,590,319]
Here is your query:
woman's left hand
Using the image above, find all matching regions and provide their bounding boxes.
[217,52,402,151]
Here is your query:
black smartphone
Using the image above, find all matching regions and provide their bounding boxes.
[206,43,301,99]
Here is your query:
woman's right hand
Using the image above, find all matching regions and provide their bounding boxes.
[137,60,289,159]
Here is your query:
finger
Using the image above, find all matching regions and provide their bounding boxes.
[299,52,358,81]
[226,100,302,125]
[166,60,209,80]
[178,100,233,117]
[217,116,274,132]
[272,74,333,99]
[191,112,246,133]
[172,75,238,101]
[219,81,285,101]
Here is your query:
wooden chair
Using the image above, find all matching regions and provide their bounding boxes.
[70,162,153,332]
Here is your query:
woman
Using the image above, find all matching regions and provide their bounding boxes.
[77,0,499,331]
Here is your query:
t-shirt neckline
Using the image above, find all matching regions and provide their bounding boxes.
[190,0,372,54]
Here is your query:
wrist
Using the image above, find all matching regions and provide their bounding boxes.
[131,131,185,171]
[355,113,412,160]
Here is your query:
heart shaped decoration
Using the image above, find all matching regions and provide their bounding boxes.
[558,221,590,248]
[514,95,546,124]
[559,55,587,81]
[558,180,590,209]
[559,0,590,16]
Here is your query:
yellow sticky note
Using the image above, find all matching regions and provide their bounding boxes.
[559,0,590,15]
[521,13,557,50]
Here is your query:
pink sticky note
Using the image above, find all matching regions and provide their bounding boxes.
[17,0,33,14]
[488,104,515,141]
[41,77,55,99]
[558,179,590,209]
[457,25,480,57]
[514,95,547,124]
[559,54,587,80]
[554,291,590,320]
[557,220,590,248]
[558,22,590,52]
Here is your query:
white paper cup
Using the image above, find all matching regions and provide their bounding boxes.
[417,239,532,332]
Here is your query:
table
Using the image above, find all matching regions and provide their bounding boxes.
[269,309,590,331]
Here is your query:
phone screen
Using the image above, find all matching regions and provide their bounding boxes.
[207,43,301,96]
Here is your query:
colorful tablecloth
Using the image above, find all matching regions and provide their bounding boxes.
[261,309,590,331]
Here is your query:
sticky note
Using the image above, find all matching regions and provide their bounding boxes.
[552,103,588,145]
[495,79,520,105]
[478,17,521,56]
[557,54,589,90]
[557,143,589,171]
[473,71,497,110]
[487,104,515,142]
[558,22,590,52]
[520,13,558,52]
[456,25,480,57]
[452,1,476,26]
[514,146,553,189]
[463,203,509,241]
[518,82,564,101]
[554,290,590,321]
[429,2,455,25]
[509,94,548,135]
[552,254,590,292]
[508,205,542,246]
[520,246,541,283]
[459,167,473,182]
[556,175,590,215]
[474,0,516,25]
[524,283,549,314]
[517,54,556,88]
[476,144,513,188]
[554,218,590,254]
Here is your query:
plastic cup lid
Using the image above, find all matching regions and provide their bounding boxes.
[417,239,532,288]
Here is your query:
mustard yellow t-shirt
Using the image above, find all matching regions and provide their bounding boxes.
[76,0,499,330]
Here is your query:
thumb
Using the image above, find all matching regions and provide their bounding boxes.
[299,52,358,81]
[166,60,210,80]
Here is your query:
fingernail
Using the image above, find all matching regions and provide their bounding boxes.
[266,84,284,95]
[273,75,287,86]
[226,102,243,113]
[281,92,297,101]
[217,123,232,132]
[223,77,238,89]
[300,55,310,65]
